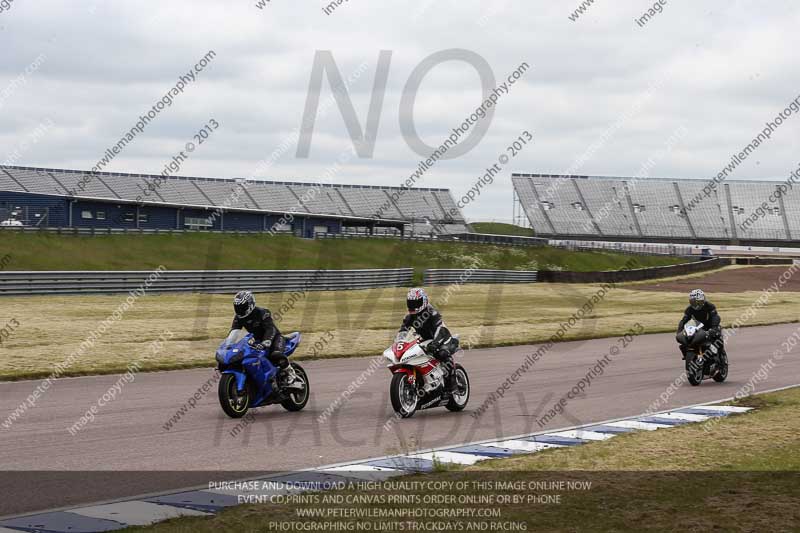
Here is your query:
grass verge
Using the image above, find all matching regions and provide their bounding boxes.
[1,279,798,380]
[0,232,682,274]
[127,387,800,532]
[469,222,536,237]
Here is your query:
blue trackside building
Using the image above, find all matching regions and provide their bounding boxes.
[0,166,467,237]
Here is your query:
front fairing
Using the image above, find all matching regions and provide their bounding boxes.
[216,331,280,405]
[216,333,252,366]
[398,345,431,366]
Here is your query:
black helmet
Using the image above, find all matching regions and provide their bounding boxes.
[234,290,255,318]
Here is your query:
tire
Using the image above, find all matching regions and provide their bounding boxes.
[713,353,729,382]
[281,363,310,412]
[390,372,419,418]
[446,365,470,412]
[686,357,703,386]
[219,373,250,418]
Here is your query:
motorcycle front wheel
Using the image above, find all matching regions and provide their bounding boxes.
[713,353,729,382]
[686,357,704,386]
[390,372,419,418]
[219,373,250,418]
[446,364,470,412]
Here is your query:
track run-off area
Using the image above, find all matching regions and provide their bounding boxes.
[1,322,799,517]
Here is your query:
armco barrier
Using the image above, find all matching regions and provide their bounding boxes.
[537,258,729,283]
[424,269,537,285]
[730,257,795,266]
[0,268,414,296]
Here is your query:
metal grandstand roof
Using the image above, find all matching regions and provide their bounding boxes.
[511,172,791,186]
[0,165,466,224]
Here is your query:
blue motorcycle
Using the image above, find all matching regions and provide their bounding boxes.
[215,328,309,418]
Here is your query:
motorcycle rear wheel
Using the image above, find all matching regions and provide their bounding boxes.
[281,363,310,412]
[219,373,250,418]
[390,373,419,418]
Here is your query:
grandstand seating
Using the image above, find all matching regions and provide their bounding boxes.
[512,173,799,244]
[674,181,731,239]
[246,183,304,213]
[340,188,405,219]
[726,182,786,240]
[0,165,466,231]
[627,179,688,238]
[577,178,638,236]
[783,186,800,241]
[513,176,555,234]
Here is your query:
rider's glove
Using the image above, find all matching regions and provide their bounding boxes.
[257,340,272,351]
[248,338,271,351]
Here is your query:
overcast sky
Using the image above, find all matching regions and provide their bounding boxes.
[1,0,798,222]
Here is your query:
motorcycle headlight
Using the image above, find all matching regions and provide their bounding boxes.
[216,349,243,365]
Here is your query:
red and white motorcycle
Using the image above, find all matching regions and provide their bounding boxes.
[382,330,470,418]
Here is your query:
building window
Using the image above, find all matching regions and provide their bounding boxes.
[313,225,328,235]
[81,210,93,219]
[138,213,149,223]
[122,212,135,223]
[96,211,106,220]
[184,217,212,229]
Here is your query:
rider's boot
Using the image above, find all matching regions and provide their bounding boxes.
[280,364,302,389]
[713,343,727,375]
[443,359,458,394]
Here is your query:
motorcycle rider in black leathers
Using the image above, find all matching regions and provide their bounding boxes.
[398,288,459,393]
[231,290,299,387]
[676,288,727,363]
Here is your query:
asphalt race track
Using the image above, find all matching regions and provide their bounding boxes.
[1,322,799,517]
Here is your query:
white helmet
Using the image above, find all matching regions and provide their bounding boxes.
[689,288,705,310]
[406,287,429,315]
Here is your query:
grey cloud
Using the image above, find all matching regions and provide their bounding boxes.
[0,0,798,220]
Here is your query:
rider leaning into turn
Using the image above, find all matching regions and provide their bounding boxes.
[398,288,459,393]
[231,290,299,386]
[676,288,727,359]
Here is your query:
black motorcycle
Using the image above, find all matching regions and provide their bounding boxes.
[678,321,728,386]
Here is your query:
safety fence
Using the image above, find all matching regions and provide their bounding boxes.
[549,239,693,257]
[316,232,548,247]
[424,258,731,286]
[1,258,751,295]
[424,269,538,285]
[0,268,414,296]
[537,258,727,283]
